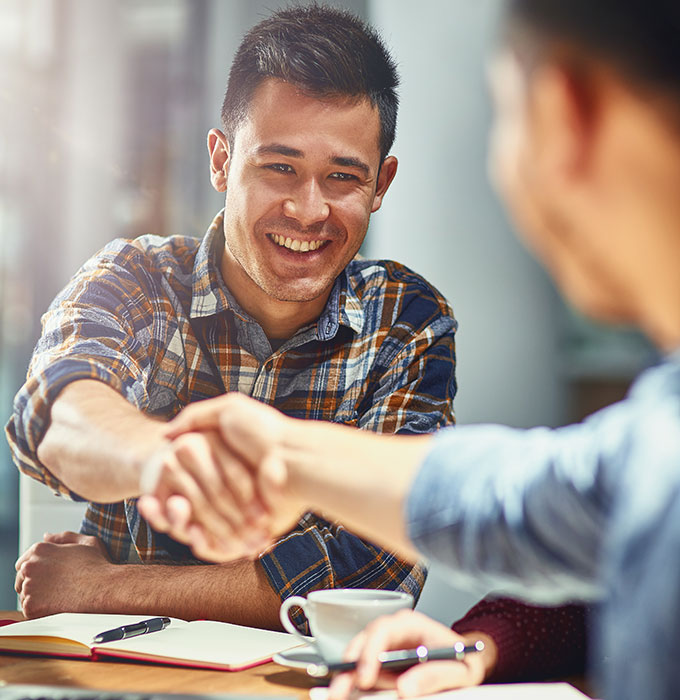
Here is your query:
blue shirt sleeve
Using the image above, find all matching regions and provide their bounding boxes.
[406,359,680,606]
[405,420,615,604]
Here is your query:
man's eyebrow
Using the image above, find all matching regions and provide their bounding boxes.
[254,144,371,176]
[331,156,370,176]
[255,144,304,158]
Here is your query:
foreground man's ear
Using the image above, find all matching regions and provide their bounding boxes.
[527,63,599,187]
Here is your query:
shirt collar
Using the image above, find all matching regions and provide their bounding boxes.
[189,210,365,338]
[316,270,365,340]
[190,210,233,319]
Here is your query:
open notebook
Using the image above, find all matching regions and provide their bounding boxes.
[0,613,302,671]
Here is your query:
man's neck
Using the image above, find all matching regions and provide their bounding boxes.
[220,253,331,340]
[615,205,680,353]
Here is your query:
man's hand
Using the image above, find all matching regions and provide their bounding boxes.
[138,426,269,561]
[14,531,114,619]
[327,610,498,699]
[138,395,304,562]
[139,392,427,565]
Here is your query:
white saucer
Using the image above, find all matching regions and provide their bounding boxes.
[273,644,325,670]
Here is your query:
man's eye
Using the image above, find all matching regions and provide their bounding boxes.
[265,163,294,174]
[329,172,357,181]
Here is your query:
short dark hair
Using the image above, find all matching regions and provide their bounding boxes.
[503,0,680,100]
[221,3,399,162]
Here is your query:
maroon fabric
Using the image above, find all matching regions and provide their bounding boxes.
[452,598,588,682]
[0,619,19,628]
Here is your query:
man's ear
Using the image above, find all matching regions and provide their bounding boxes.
[207,128,230,193]
[529,63,596,185]
[371,155,398,213]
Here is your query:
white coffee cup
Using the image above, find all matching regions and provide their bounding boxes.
[279,588,414,663]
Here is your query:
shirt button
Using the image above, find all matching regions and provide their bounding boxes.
[265,360,273,371]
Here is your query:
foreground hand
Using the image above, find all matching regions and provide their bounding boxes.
[138,395,304,562]
[137,425,272,561]
[14,531,113,618]
[328,610,498,699]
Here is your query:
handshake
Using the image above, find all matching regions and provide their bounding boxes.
[137,393,429,564]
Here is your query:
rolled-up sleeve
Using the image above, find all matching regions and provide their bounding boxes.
[5,244,156,498]
[259,512,425,632]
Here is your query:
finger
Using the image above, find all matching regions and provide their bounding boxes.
[397,660,479,697]
[15,544,36,571]
[354,611,453,689]
[165,395,236,437]
[188,439,271,545]
[342,630,367,661]
[139,448,167,495]
[172,433,249,532]
[328,671,359,700]
[137,495,169,532]
[218,400,279,465]
[14,568,24,595]
[149,444,236,543]
[165,494,194,543]
[256,453,289,514]
[354,614,416,688]
[208,434,262,517]
[186,521,247,563]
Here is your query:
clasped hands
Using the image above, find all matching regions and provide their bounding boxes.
[138,393,301,562]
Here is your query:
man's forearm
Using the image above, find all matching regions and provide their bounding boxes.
[73,557,283,629]
[37,379,168,502]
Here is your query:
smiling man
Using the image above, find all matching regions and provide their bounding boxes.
[7,6,457,629]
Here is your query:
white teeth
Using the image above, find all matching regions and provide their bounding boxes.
[270,234,325,252]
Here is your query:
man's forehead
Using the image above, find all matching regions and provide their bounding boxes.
[234,79,382,163]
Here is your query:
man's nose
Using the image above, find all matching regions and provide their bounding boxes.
[282,178,330,226]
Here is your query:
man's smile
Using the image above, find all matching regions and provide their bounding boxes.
[268,233,330,253]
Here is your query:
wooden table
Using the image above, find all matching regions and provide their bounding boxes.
[0,612,595,697]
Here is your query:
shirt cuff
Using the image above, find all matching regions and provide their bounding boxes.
[7,356,133,498]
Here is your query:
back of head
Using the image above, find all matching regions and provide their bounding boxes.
[503,0,680,106]
[222,3,399,161]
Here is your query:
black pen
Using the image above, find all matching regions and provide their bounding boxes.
[306,641,485,678]
[92,617,171,644]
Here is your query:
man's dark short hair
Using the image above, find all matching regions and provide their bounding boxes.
[221,3,399,163]
[503,0,680,102]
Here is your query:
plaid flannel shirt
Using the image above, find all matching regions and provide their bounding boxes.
[6,210,457,624]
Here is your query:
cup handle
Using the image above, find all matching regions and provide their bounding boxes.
[279,595,312,644]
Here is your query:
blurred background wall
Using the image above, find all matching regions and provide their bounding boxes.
[0,0,654,617]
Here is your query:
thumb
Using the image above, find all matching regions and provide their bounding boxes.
[396,662,476,698]
[257,453,288,512]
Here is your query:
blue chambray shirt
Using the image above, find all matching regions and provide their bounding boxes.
[407,352,680,700]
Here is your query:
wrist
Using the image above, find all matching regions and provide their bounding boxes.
[80,560,120,613]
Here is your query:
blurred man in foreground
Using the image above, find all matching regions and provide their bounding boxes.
[139,0,680,698]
